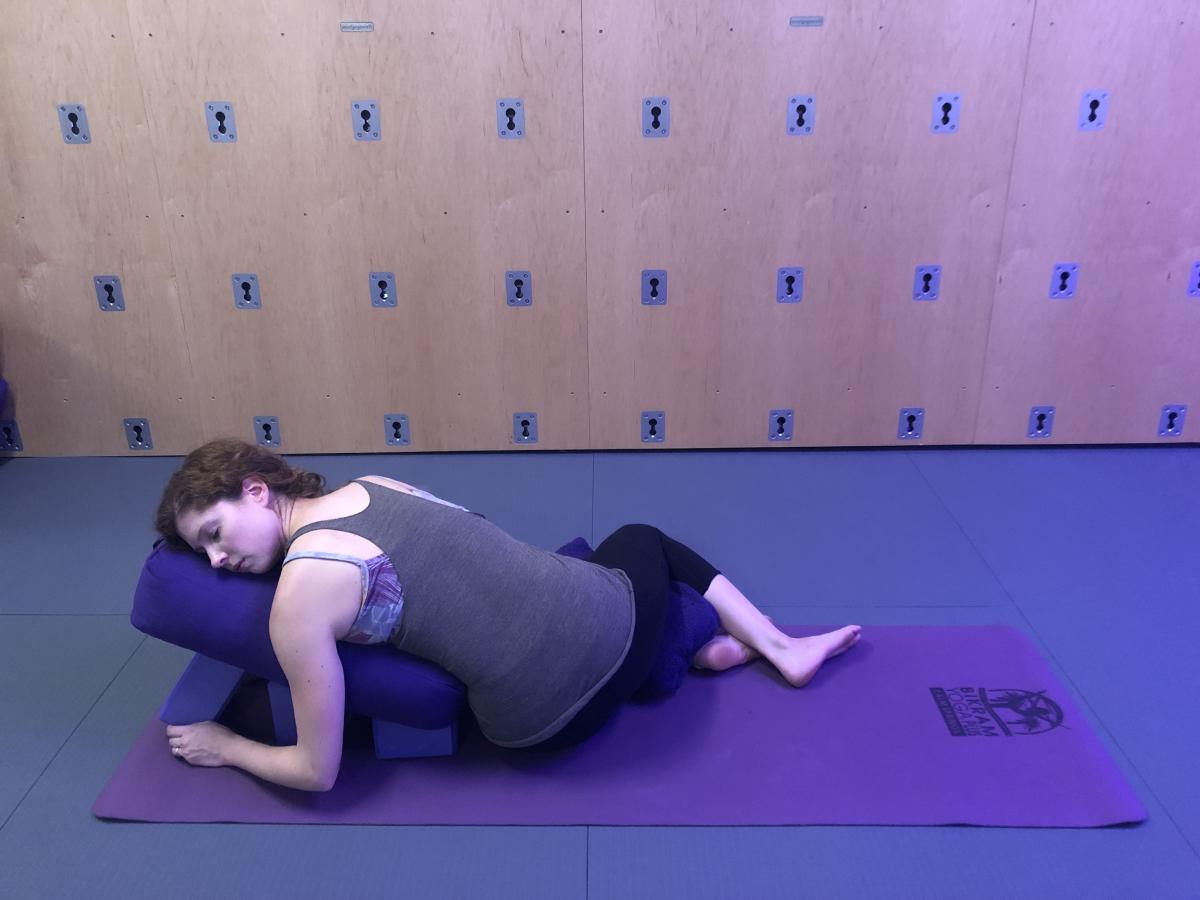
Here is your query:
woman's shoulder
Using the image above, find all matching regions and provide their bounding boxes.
[284,478,405,559]
[272,555,362,639]
[295,476,417,528]
[352,474,420,494]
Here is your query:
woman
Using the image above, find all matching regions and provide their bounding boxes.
[156,439,861,792]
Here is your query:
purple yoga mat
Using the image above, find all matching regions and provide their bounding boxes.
[93,626,1146,827]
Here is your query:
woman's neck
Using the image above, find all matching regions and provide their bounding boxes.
[277,494,310,542]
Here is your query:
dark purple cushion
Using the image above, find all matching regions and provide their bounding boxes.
[132,536,603,730]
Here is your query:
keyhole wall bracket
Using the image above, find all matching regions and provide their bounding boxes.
[1027,406,1056,439]
[497,99,525,139]
[506,270,533,306]
[768,409,795,442]
[512,412,539,444]
[384,414,411,447]
[642,97,670,138]
[776,267,805,304]
[352,100,381,141]
[1,420,25,453]
[94,276,126,312]
[56,103,91,143]
[931,93,961,133]
[1078,90,1111,131]
[1049,263,1079,299]
[913,265,942,301]
[254,416,281,448]
[1158,405,1187,438]
[370,272,397,308]
[787,95,815,135]
[205,102,237,142]
[123,418,154,450]
[641,410,667,443]
[232,273,261,309]
[641,270,668,306]
[897,408,925,440]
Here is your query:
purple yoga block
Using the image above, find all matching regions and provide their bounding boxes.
[266,680,296,744]
[159,653,245,725]
[372,718,459,759]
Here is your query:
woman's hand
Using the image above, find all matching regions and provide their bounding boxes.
[165,721,236,767]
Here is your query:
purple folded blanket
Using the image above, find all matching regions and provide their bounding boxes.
[131,536,714,729]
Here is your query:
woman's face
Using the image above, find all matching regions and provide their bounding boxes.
[176,478,284,574]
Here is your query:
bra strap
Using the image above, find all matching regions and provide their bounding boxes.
[281,550,368,602]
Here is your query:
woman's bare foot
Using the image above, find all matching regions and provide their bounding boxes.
[767,625,862,687]
[691,617,772,672]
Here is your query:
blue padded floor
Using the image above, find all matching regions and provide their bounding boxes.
[1,447,1198,899]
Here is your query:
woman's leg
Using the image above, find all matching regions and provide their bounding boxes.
[609,525,864,686]
[700,574,861,687]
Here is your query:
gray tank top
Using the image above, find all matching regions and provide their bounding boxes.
[285,479,636,748]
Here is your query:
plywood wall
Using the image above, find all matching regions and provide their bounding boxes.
[1,1,1196,456]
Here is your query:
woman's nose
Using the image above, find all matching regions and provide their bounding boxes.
[207,549,226,569]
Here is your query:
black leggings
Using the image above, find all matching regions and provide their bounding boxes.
[523,524,721,752]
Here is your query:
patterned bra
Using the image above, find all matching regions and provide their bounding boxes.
[280,550,405,645]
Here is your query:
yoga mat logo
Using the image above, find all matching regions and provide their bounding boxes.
[930,687,1067,736]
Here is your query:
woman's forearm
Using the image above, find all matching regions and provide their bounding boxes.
[221,733,325,792]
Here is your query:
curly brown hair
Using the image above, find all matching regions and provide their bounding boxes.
[154,438,327,550]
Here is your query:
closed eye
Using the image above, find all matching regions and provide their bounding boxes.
[191,528,219,555]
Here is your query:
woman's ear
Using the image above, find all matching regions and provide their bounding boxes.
[243,476,270,504]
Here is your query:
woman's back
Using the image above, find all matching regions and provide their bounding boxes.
[286,478,637,749]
